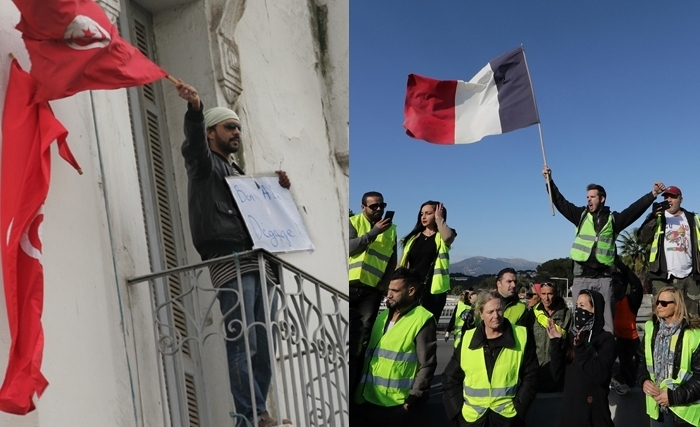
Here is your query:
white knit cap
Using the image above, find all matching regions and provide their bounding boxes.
[204,107,240,128]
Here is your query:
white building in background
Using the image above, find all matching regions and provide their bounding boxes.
[0,0,348,426]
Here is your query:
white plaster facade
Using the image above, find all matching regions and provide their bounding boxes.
[0,0,348,425]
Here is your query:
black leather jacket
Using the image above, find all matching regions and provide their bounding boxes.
[181,103,253,256]
[637,320,700,407]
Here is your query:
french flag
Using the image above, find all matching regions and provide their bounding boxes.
[403,47,540,145]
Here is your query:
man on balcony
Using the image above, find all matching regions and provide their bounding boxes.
[352,267,437,427]
[176,80,290,427]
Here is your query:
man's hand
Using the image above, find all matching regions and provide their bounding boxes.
[542,166,552,181]
[642,379,661,397]
[373,218,393,234]
[175,80,201,111]
[276,170,291,189]
[403,403,410,412]
[546,318,562,339]
[573,329,584,346]
[652,182,666,197]
[653,388,669,407]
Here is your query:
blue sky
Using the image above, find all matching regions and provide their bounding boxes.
[349,1,700,263]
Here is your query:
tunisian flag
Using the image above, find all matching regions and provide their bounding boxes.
[11,0,168,103]
[0,59,82,414]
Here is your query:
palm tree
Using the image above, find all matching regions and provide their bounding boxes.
[617,227,650,276]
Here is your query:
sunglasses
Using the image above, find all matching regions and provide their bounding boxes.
[656,299,676,307]
[366,203,387,210]
[221,123,243,132]
[526,293,536,298]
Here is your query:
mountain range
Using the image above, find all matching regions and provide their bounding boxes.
[451,256,540,276]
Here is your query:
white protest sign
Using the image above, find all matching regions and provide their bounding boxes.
[225,175,314,253]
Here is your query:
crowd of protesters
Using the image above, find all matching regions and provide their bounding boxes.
[349,169,700,427]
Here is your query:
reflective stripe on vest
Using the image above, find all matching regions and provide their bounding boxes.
[534,306,566,338]
[355,305,434,407]
[649,214,700,263]
[400,232,451,294]
[460,324,527,422]
[349,214,396,287]
[570,212,616,266]
[453,301,471,349]
[644,321,700,425]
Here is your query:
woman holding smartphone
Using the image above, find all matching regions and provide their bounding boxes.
[399,200,457,321]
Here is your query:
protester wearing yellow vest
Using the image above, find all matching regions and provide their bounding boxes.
[442,290,538,427]
[638,287,700,427]
[400,201,457,322]
[351,268,437,427]
[349,191,398,399]
[543,166,664,333]
[531,282,571,393]
[445,290,472,348]
[638,186,700,317]
[475,268,531,329]
[548,289,616,427]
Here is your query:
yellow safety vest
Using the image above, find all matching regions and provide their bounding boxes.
[356,305,434,407]
[644,321,700,425]
[460,324,527,422]
[570,212,615,266]
[349,214,396,287]
[453,301,471,349]
[649,214,700,263]
[400,232,450,294]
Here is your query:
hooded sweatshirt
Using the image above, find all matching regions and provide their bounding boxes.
[549,289,616,427]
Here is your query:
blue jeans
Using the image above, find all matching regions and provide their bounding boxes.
[217,272,275,422]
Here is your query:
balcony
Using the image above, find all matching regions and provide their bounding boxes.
[127,249,349,427]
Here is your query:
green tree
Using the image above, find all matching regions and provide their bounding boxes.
[617,227,650,276]
[349,208,355,216]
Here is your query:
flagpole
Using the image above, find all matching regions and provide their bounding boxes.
[521,45,554,216]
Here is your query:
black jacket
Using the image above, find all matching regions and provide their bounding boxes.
[550,289,616,427]
[442,319,538,427]
[638,208,700,281]
[636,319,700,410]
[548,179,656,275]
[181,103,253,256]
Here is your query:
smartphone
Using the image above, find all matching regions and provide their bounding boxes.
[383,210,395,221]
[653,201,670,212]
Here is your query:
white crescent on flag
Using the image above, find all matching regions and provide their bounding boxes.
[19,206,43,261]
[64,15,111,50]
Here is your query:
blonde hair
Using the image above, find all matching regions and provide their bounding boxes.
[652,286,689,324]
[475,290,502,315]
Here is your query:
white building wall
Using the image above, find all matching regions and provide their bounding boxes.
[0,0,347,426]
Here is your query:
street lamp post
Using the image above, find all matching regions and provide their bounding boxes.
[550,277,570,298]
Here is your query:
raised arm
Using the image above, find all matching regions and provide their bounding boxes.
[613,182,664,232]
[542,166,585,225]
[435,203,456,246]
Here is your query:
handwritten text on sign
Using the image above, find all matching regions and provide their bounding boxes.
[225,175,314,253]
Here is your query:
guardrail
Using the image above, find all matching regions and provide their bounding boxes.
[128,249,348,427]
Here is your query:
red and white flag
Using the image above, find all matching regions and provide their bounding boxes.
[403,47,539,145]
[11,0,168,103]
[0,59,81,415]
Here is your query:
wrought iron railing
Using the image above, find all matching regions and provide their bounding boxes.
[127,249,348,427]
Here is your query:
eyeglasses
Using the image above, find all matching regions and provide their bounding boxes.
[526,293,536,299]
[221,123,243,132]
[365,203,387,210]
[656,299,676,307]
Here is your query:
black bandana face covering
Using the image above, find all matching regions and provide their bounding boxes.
[574,307,594,330]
